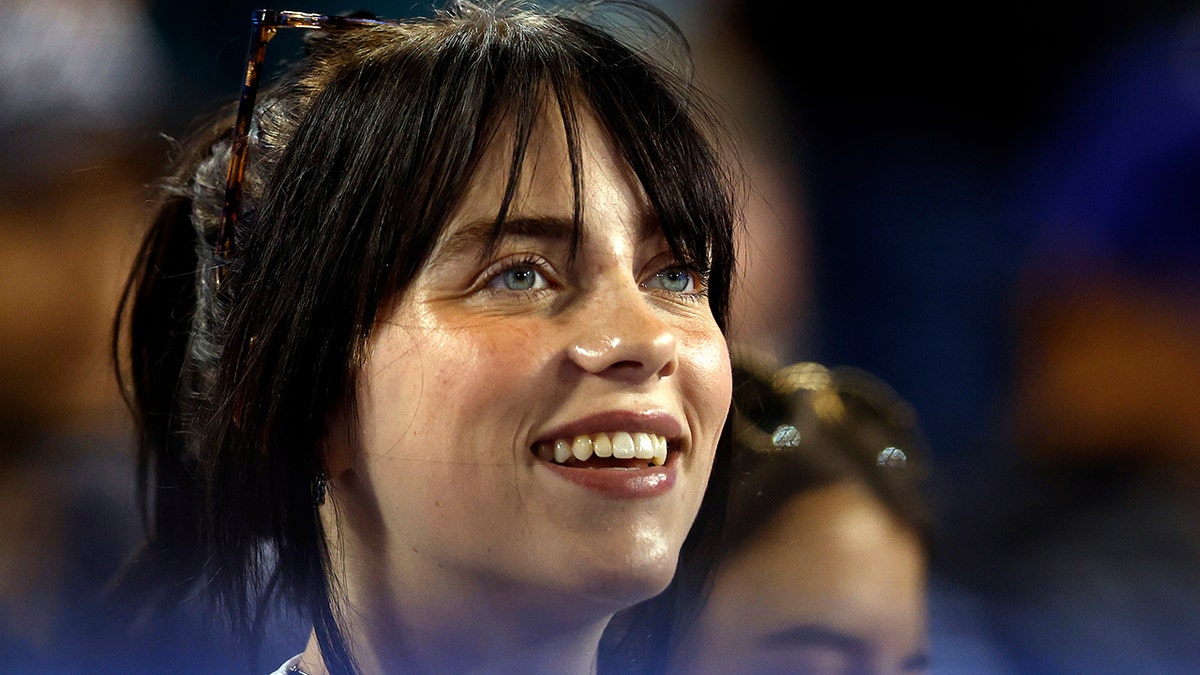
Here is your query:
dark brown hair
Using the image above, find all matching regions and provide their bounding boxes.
[113,2,737,672]
[722,348,933,556]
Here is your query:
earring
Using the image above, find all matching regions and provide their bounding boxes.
[313,471,328,506]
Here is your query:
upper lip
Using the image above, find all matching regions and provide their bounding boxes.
[533,409,685,448]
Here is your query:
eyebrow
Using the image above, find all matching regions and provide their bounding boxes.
[759,624,870,660]
[431,215,579,266]
[760,625,929,673]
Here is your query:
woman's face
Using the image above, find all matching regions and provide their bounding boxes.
[334,109,731,626]
[675,483,928,674]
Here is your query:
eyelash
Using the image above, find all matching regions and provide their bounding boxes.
[477,255,709,302]
[480,254,556,296]
[642,265,709,303]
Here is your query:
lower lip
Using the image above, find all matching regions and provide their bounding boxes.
[537,457,678,498]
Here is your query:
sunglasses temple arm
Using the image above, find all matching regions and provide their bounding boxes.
[217,22,276,265]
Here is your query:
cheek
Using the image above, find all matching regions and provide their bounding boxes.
[681,323,732,430]
[369,314,546,406]
[355,320,553,541]
[434,319,551,426]
[358,316,551,474]
[468,319,546,374]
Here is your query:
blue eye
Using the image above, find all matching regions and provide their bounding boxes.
[488,264,548,292]
[647,267,697,293]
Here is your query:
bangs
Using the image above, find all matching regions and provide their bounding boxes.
[549,17,734,326]
[467,13,737,327]
[257,7,733,336]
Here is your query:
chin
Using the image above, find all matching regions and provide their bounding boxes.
[506,515,693,616]
[567,544,680,611]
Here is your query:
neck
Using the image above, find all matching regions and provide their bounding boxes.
[311,543,618,673]
[295,611,607,674]
[307,489,640,674]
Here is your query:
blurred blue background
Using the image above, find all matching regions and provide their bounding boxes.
[3,0,1200,672]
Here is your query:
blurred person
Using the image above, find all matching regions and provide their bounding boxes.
[936,10,1200,674]
[0,0,165,434]
[669,348,933,674]
[0,0,167,669]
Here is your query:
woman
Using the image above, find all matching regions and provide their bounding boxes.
[113,2,736,673]
[668,350,932,674]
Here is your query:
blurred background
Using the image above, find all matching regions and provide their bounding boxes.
[2,0,1199,672]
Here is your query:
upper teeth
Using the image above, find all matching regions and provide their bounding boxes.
[538,432,669,466]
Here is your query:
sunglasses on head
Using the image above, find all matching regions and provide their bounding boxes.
[216,10,402,283]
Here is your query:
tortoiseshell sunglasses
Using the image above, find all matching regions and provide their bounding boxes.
[216,9,399,279]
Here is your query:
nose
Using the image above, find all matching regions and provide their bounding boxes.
[567,288,679,381]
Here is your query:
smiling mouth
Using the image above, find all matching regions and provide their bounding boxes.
[533,431,670,468]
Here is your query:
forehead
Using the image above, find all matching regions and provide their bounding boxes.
[437,102,657,252]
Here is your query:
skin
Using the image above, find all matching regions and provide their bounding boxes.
[674,483,928,675]
[299,106,732,674]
